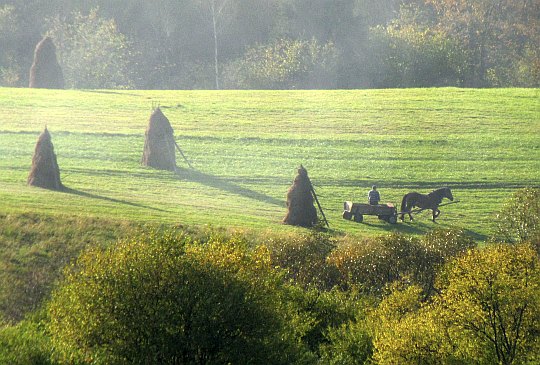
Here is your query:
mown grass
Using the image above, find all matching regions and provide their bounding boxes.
[0,87,538,239]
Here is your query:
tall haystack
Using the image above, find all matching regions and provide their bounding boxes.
[27,127,63,190]
[283,165,318,227]
[141,108,176,171]
[29,36,64,89]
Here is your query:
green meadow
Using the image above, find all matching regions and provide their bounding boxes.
[1,87,538,239]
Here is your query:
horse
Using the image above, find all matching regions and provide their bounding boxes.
[400,187,453,222]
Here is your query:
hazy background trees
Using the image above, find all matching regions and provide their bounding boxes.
[0,0,538,89]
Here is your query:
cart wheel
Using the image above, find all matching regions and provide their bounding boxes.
[354,214,363,223]
[388,215,397,224]
[342,211,353,220]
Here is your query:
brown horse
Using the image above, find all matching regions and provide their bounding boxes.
[400,187,453,222]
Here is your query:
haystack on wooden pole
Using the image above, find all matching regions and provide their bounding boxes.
[283,165,318,227]
[141,108,177,171]
[29,37,64,89]
[27,127,63,190]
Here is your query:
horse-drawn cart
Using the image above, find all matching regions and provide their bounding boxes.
[343,201,398,224]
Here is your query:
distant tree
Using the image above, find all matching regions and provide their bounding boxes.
[0,5,22,86]
[224,38,339,89]
[45,8,135,89]
[425,0,540,87]
[195,0,233,89]
[364,3,468,88]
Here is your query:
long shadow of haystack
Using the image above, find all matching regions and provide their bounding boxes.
[175,167,284,207]
[62,187,169,213]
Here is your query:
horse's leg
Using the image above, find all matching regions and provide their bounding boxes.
[432,209,440,222]
[400,204,413,221]
[408,203,415,221]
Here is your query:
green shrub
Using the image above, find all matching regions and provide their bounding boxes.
[328,234,424,295]
[318,320,372,365]
[496,187,540,245]
[372,243,540,365]
[328,230,475,297]
[366,22,467,88]
[264,231,339,290]
[0,317,54,365]
[47,230,309,364]
[223,38,339,89]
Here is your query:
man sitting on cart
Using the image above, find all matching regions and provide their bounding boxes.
[368,185,380,205]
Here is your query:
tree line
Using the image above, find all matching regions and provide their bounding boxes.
[0,0,538,89]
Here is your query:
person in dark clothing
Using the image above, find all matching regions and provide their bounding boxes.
[368,185,380,205]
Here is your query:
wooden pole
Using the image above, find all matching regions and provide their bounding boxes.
[310,184,329,228]
[174,140,193,169]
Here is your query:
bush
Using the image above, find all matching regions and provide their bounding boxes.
[372,243,540,365]
[328,230,475,297]
[318,316,373,365]
[365,18,467,88]
[328,234,426,295]
[496,187,540,245]
[371,285,452,365]
[223,38,339,89]
[264,231,339,290]
[0,317,55,365]
[47,230,308,364]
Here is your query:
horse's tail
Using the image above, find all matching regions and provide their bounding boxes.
[400,193,409,220]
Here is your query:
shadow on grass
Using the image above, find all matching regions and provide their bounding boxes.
[348,219,428,235]
[80,90,141,97]
[62,187,169,213]
[176,167,285,207]
[345,219,488,240]
[322,179,533,190]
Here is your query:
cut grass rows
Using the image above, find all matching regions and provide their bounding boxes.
[0,87,538,239]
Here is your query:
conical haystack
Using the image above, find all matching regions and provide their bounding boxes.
[141,108,176,171]
[29,37,64,89]
[27,127,63,190]
[283,165,318,227]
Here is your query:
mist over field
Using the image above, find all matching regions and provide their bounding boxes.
[0,0,538,89]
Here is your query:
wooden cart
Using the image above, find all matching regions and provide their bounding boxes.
[342,201,398,224]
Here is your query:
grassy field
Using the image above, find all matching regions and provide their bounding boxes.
[0,87,538,239]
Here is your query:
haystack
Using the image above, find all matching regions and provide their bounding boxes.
[27,127,63,190]
[141,108,176,171]
[29,37,64,89]
[283,165,318,227]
